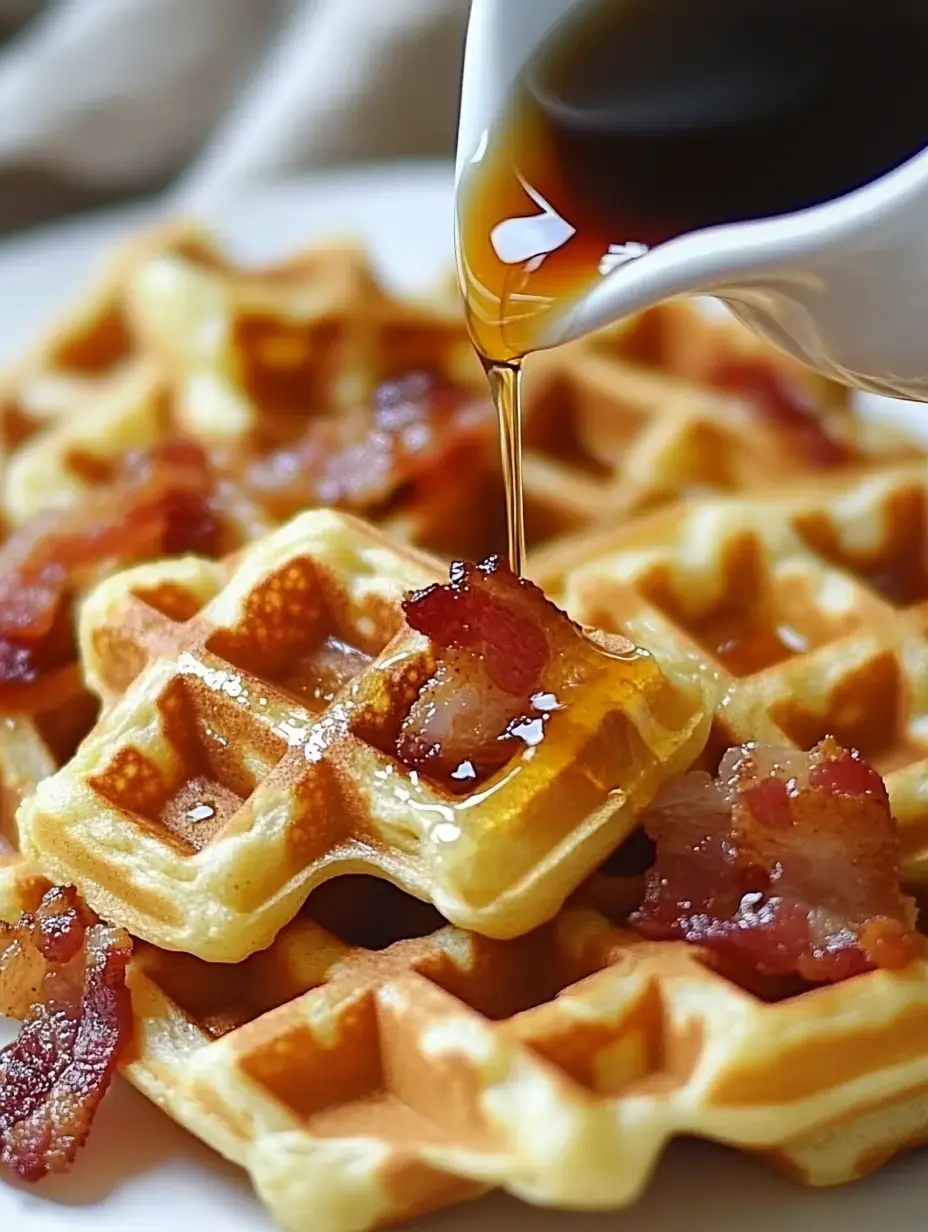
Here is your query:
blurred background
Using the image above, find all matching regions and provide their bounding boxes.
[0,0,470,233]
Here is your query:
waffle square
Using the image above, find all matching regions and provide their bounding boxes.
[472,300,925,557]
[125,239,482,449]
[3,866,925,1232]
[0,222,218,473]
[0,693,99,849]
[542,461,928,886]
[18,509,709,959]
[168,887,928,1229]
[123,239,499,551]
[4,234,504,559]
[1,224,922,566]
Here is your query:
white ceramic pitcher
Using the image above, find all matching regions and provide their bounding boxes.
[456,0,928,400]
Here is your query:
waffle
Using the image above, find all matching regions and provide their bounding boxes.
[532,458,928,886]
[0,687,100,849]
[2,234,499,555]
[4,222,928,1229]
[17,508,709,960]
[2,860,927,1232]
[122,239,498,549]
[0,226,346,531]
[2,220,922,561]
[483,299,922,556]
[0,431,275,862]
[0,222,221,501]
[125,262,920,560]
[123,237,472,454]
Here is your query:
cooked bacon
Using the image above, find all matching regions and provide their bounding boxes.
[0,886,132,1181]
[712,359,852,468]
[633,737,918,982]
[244,370,494,515]
[397,557,584,789]
[0,439,219,713]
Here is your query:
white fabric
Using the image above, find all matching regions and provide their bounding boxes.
[0,0,469,218]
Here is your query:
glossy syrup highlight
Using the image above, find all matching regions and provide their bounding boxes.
[378,634,661,826]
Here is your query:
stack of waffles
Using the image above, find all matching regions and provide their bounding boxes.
[4,221,916,555]
[1,221,928,1232]
[0,217,914,834]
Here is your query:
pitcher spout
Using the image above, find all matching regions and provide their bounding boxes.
[541,143,928,401]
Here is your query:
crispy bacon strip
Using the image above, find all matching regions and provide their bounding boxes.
[0,886,132,1181]
[633,737,918,982]
[244,370,494,514]
[712,359,852,468]
[397,556,585,789]
[0,440,219,713]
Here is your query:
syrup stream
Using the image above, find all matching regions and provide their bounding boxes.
[484,359,526,576]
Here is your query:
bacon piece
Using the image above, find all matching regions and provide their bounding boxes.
[0,886,132,1181]
[0,439,219,713]
[244,370,494,515]
[712,359,852,468]
[397,556,585,789]
[633,737,918,982]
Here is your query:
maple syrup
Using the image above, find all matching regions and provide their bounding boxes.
[484,360,526,574]
[457,0,928,570]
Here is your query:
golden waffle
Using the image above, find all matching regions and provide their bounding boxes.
[483,299,923,555]
[0,690,99,849]
[0,228,349,531]
[2,233,497,555]
[122,239,496,547]
[0,222,220,486]
[17,509,709,959]
[537,458,928,887]
[0,848,49,923]
[123,237,472,454]
[123,249,921,560]
[2,221,922,562]
[0,439,276,861]
[2,863,926,1232]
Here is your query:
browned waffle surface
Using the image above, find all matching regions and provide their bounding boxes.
[0,229,498,568]
[0,227,290,844]
[5,223,922,566]
[32,872,928,1230]
[0,441,273,860]
[123,258,923,562]
[17,508,709,959]
[541,461,928,884]
[490,299,923,555]
[121,237,501,552]
[2,857,927,1231]
[0,222,221,481]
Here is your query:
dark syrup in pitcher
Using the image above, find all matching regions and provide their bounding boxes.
[456,0,928,571]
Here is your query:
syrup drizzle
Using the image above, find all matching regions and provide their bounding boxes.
[484,360,526,576]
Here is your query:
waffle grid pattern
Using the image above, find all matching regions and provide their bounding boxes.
[1,223,921,563]
[1,224,928,1231]
[2,862,928,1232]
[19,509,707,959]
[548,461,928,884]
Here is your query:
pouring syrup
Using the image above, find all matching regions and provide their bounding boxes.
[456,0,928,573]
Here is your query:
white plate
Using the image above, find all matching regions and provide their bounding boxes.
[0,162,925,1232]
